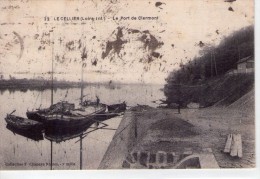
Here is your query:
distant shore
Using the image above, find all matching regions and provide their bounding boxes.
[0,79,162,91]
[0,79,82,90]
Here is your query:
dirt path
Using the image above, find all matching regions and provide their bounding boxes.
[177,107,255,168]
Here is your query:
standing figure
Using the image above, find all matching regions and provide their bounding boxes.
[96,95,100,106]
[177,100,181,114]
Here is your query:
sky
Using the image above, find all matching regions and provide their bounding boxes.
[0,0,254,84]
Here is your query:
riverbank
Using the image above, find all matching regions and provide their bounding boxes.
[0,79,81,91]
[99,105,255,169]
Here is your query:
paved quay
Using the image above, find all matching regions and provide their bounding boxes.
[99,105,254,169]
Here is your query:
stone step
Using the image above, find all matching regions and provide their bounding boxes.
[122,148,218,169]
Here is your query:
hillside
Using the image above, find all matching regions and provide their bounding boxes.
[165,25,254,85]
[227,88,254,114]
[164,73,254,108]
[164,25,254,108]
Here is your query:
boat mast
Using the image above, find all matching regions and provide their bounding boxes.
[79,50,84,169]
[51,45,54,105]
[80,46,87,105]
[49,28,54,170]
[79,42,87,169]
[50,29,54,106]
[80,60,84,105]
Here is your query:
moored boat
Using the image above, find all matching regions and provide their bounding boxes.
[40,103,106,133]
[5,114,44,132]
[26,101,75,122]
[94,102,127,122]
[107,101,127,113]
[6,124,44,141]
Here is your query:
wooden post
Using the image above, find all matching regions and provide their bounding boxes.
[51,141,53,170]
[237,134,242,158]
[134,118,137,139]
[230,134,242,157]
[210,51,213,77]
[224,134,232,153]
[177,84,181,114]
[80,134,83,169]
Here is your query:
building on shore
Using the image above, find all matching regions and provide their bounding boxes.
[237,56,254,73]
[227,56,254,75]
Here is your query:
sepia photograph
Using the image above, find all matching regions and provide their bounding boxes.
[0,0,255,173]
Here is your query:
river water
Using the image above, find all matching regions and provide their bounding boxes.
[0,83,164,170]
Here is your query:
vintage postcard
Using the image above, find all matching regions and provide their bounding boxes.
[0,0,255,171]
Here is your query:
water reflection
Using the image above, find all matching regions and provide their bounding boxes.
[0,84,164,169]
[45,122,97,143]
[45,128,85,143]
[6,111,119,144]
[5,115,119,170]
[6,124,44,141]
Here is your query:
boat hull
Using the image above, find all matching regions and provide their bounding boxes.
[44,115,95,130]
[5,115,44,132]
[107,102,127,113]
[94,102,127,122]
[26,102,75,122]
[41,104,106,133]
[26,111,46,123]
[6,124,44,141]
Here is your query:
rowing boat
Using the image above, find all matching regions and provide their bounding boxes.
[6,124,44,141]
[5,114,44,132]
[94,102,127,122]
